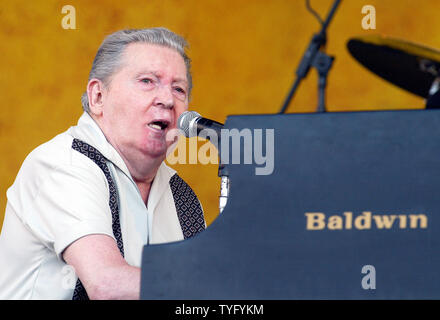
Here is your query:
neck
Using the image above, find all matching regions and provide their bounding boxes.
[122,153,163,205]
[134,178,154,206]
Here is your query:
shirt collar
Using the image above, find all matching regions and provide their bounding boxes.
[68,112,132,178]
[67,112,176,189]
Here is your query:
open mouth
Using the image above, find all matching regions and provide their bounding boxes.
[148,120,170,131]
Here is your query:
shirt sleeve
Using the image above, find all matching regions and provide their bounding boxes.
[23,160,115,261]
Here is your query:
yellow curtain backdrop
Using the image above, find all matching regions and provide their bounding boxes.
[1,0,438,228]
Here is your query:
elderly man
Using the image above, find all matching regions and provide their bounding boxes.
[0,28,205,300]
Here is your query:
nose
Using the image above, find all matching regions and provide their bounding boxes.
[153,85,174,109]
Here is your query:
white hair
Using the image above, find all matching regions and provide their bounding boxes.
[81,27,192,112]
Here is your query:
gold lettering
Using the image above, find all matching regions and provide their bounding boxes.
[328,215,343,230]
[409,214,428,229]
[373,215,397,229]
[304,211,428,230]
[305,213,325,230]
[398,215,407,228]
[343,212,353,229]
[354,211,371,229]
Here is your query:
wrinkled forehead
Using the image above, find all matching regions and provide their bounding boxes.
[119,42,188,80]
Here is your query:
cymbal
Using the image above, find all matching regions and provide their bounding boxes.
[347,35,440,99]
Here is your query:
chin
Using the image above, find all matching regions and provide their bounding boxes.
[142,142,169,159]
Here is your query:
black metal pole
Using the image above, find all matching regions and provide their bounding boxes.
[279,0,342,114]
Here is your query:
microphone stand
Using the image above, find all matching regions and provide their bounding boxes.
[196,124,230,214]
[279,0,341,114]
[218,163,229,214]
[217,131,229,214]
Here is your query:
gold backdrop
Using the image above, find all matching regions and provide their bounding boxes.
[1,0,438,228]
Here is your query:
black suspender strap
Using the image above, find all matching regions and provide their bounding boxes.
[71,139,123,300]
[169,174,205,239]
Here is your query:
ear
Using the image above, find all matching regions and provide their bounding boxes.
[87,79,106,117]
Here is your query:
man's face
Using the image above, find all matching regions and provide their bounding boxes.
[99,43,189,163]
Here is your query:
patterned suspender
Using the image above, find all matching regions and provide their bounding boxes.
[71,139,123,300]
[169,175,206,239]
[70,138,205,300]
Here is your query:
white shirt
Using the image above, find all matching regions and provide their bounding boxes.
[0,112,189,299]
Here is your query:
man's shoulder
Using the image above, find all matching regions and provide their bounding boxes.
[7,130,110,219]
[11,131,106,198]
[23,130,108,173]
[25,132,73,165]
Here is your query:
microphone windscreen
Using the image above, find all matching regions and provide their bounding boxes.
[177,111,200,137]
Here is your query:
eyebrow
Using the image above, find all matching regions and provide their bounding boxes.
[135,70,188,85]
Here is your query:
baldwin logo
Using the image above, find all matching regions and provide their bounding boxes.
[305,211,428,230]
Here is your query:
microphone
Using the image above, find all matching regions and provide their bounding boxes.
[177,111,224,138]
[178,111,229,214]
[178,111,229,213]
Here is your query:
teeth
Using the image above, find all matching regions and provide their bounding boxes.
[149,123,162,130]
